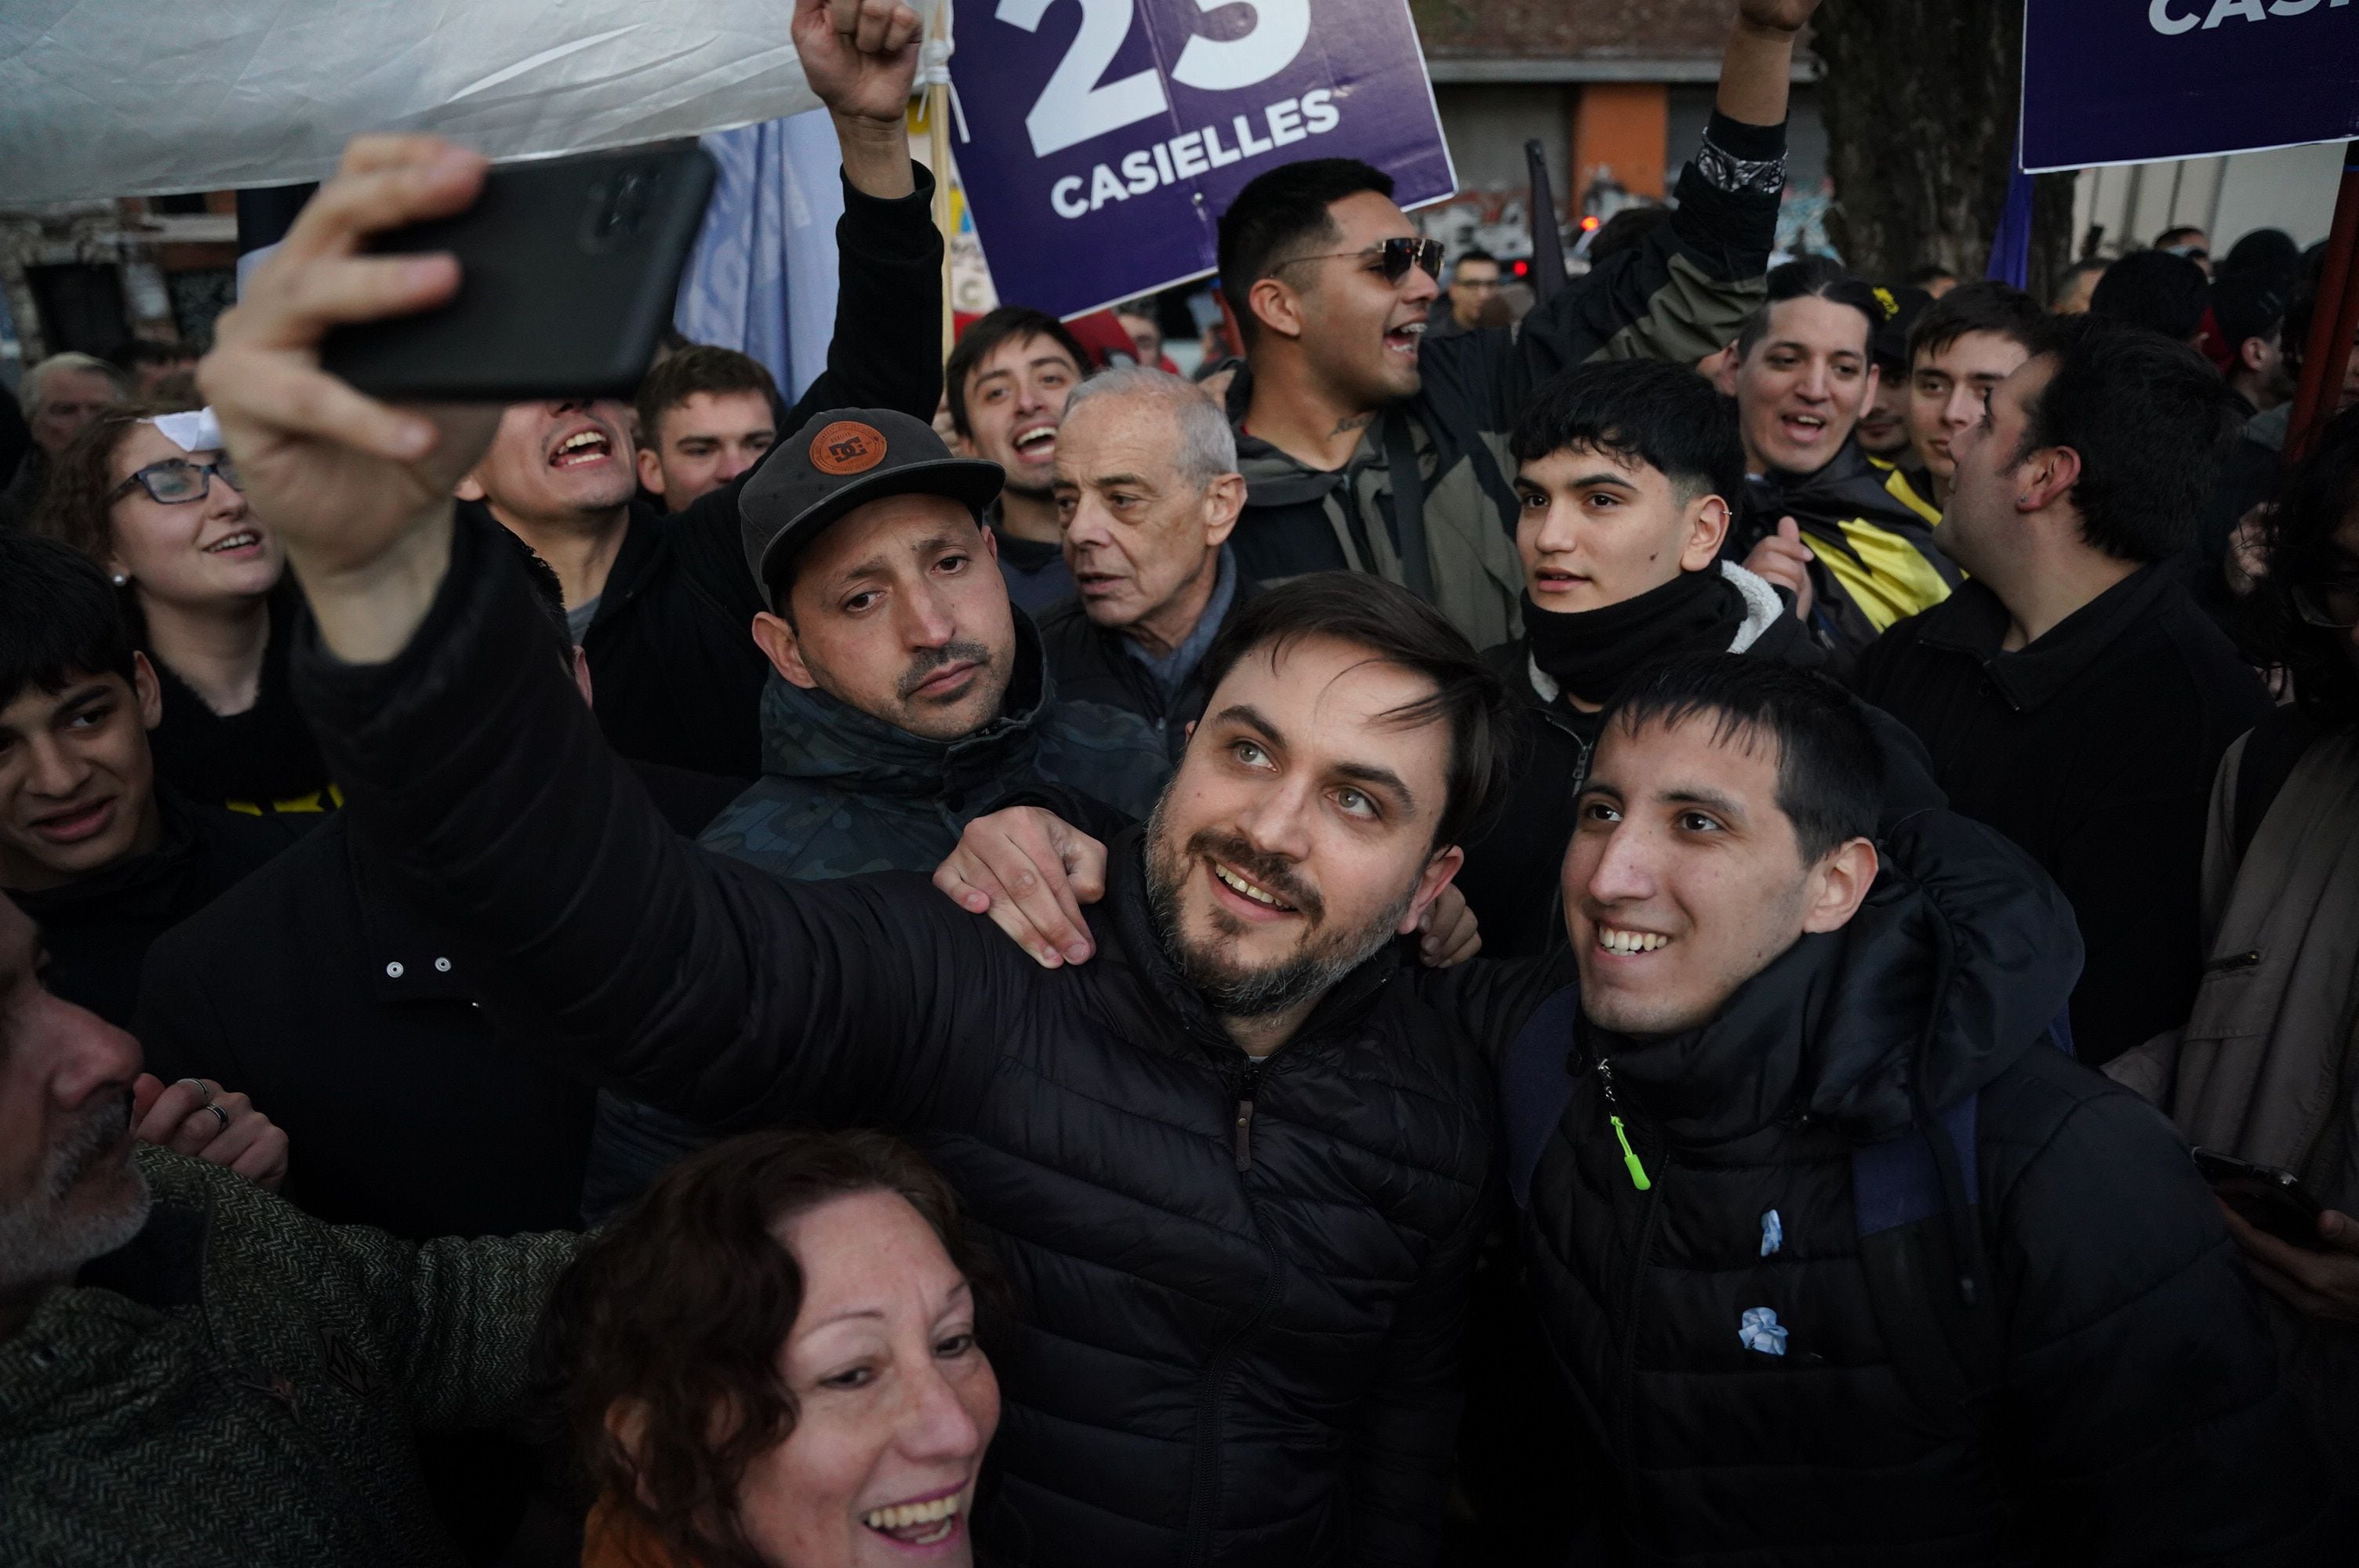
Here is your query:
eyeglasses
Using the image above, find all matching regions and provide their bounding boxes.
[2292,581,2359,631]
[107,456,241,506]
[1281,236,1445,287]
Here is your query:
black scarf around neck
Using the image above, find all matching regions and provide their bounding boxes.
[1522,568,1744,709]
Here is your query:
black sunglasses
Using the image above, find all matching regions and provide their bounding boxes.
[1283,236,1445,286]
[107,456,241,506]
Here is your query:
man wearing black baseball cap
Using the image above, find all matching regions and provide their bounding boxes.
[579,405,1170,1219]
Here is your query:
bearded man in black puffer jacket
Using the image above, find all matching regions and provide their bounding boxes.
[1434,656,2332,1564]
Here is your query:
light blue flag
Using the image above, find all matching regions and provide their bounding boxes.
[674,110,845,402]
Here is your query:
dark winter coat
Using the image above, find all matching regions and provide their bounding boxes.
[1456,561,1821,956]
[522,168,946,780]
[138,586,337,818]
[583,614,1170,1221]
[1035,566,1262,762]
[0,1148,578,1568]
[1856,565,2273,1065]
[9,786,295,1025]
[289,518,1498,1568]
[1227,111,1790,650]
[1430,808,2332,1565]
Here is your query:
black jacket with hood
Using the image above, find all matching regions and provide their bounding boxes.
[1428,808,2331,1565]
[289,517,1496,1568]
[1741,441,1960,669]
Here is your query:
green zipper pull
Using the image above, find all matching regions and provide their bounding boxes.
[1609,1114,1652,1191]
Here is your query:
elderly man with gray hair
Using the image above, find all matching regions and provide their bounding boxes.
[1039,365,1256,758]
[2,352,127,528]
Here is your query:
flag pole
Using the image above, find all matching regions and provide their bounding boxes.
[2288,140,2359,463]
[927,0,956,365]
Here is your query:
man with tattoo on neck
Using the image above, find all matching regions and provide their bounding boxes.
[1216,0,1817,650]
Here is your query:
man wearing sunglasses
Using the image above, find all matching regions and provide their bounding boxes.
[1856,315,2271,1069]
[1212,0,1819,651]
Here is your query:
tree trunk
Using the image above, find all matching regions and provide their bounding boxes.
[1812,0,2075,299]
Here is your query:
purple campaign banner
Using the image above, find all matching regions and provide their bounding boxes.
[2021,0,2359,172]
[948,0,1455,319]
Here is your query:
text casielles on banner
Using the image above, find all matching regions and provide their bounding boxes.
[946,0,1456,321]
[2020,0,2359,172]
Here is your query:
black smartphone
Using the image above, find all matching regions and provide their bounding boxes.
[321,146,716,403]
[2194,1147,2326,1247]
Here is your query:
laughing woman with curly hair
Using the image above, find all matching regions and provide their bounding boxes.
[537,1128,1002,1568]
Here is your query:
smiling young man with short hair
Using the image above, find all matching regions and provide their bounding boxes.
[632,344,781,513]
[1731,259,1961,663]
[942,306,1095,613]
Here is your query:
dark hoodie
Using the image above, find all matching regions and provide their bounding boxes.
[1743,440,1961,668]
[1430,808,2330,1564]
[578,614,1169,1220]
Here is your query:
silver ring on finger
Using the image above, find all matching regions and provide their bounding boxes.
[178,1076,214,1105]
[203,1102,231,1131]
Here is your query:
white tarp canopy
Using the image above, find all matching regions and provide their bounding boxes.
[1,1,820,205]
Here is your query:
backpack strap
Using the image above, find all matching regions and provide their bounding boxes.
[1852,1094,2003,1429]
[1499,985,1585,1209]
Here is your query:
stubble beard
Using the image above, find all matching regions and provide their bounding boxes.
[1143,796,1414,1021]
[0,1094,151,1299]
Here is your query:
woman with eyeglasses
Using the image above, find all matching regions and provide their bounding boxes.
[538,1127,1001,1568]
[33,400,335,817]
[2110,402,2359,1471]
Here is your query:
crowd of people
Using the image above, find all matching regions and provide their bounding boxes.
[5,0,2359,1563]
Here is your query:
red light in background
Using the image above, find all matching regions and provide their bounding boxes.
[1580,216,1601,232]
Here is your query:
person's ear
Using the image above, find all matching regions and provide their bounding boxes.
[1395,844,1467,935]
[1681,494,1731,571]
[978,517,1001,561]
[1247,275,1307,344]
[2016,444,2081,515]
[751,609,818,689]
[1800,837,1878,934]
[2240,337,2268,375]
[130,652,163,730]
[454,470,487,503]
[1203,473,1246,549]
[634,445,665,498]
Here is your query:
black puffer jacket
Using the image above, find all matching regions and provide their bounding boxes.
[1432,809,2332,1564]
[289,517,1496,1567]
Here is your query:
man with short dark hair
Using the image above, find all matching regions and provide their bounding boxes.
[631,343,780,512]
[2089,248,2211,344]
[1857,317,2271,1065]
[1438,654,2326,1562]
[2055,256,2109,316]
[943,304,1095,612]
[1212,0,1819,650]
[1903,278,2047,510]
[2209,266,2297,418]
[1730,259,1959,662]
[446,7,945,779]
[0,531,293,1027]
[2157,223,2212,274]
[1856,282,1928,470]
[1038,366,1256,758]
[1430,249,1501,339]
[1454,358,1826,956]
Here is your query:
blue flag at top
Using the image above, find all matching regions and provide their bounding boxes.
[1985,140,2035,291]
[673,111,845,402]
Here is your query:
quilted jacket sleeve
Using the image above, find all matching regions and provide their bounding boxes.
[288,510,1017,1137]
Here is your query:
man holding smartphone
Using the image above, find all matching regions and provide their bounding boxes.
[450,0,946,781]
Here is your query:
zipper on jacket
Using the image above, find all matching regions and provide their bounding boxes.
[1609,1145,1667,1479]
[1596,1058,1652,1191]
[2203,949,2262,974]
[1233,1058,1270,1171]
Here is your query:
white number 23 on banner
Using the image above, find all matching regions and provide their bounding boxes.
[994,0,1313,158]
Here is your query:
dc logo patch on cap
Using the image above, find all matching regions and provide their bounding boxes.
[811,420,887,475]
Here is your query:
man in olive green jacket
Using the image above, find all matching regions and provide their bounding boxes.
[0,889,577,1566]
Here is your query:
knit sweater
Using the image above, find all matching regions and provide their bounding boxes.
[0,1147,579,1567]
